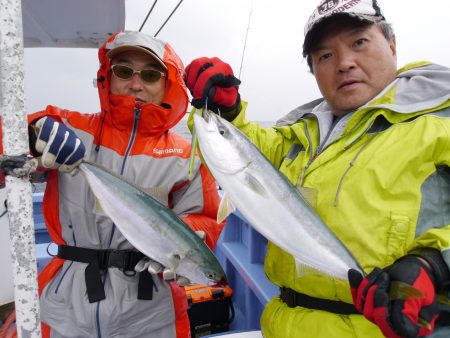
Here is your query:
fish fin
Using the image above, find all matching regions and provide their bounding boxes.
[169,254,181,270]
[195,230,206,241]
[94,198,107,216]
[388,282,430,330]
[245,174,268,197]
[417,317,432,330]
[217,192,236,223]
[176,276,191,287]
[294,259,330,279]
[389,281,425,300]
[188,107,204,180]
[188,127,198,181]
[297,186,318,209]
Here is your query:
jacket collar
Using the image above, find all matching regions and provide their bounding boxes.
[277,62,450,127]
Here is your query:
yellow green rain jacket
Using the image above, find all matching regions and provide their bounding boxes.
[231,62,450,338]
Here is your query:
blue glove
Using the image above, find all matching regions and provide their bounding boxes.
[34,117,85,172]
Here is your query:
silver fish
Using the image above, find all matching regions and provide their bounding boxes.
[193,110,363,280]
[79,161,227,286]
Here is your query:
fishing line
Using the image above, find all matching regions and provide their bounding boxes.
[154,0,185,37]
[139,0,159,32]
[238,0,254,79]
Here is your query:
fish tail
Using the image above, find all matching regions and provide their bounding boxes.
[389,281,431,330]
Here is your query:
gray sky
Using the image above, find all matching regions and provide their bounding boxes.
[24,0,450,121]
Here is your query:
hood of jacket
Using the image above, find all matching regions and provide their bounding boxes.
[94,32,189,142]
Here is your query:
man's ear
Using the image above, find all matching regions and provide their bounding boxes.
[389,35,397,57]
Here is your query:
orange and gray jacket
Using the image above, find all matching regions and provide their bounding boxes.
[18,32,224,338]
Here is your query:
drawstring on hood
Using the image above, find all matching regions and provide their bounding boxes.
[95,75,107,152]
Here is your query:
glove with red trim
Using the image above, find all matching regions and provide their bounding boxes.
[184,57,241,119]
[348,250,449,338]
[32,117,86,173]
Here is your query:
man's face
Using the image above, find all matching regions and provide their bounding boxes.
[311,21,397,117]
[110,50,166,105]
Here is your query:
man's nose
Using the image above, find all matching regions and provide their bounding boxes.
[336,52,356,72]
[129,73,145,89]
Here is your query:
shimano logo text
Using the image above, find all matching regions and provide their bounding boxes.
[153,147,183,155]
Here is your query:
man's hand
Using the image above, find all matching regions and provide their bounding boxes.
[184,57,241,117]
[33,117,85,173]
[134,231,206,287]
[348,255,440,338]
[134,257,191,287]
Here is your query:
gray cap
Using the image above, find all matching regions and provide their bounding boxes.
[303,0,385,56]
[106,31,167,70]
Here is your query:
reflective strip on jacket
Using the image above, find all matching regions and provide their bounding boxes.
[0,32,225,338]
[231,62,450,338]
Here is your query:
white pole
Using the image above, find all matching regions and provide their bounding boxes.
[0,0,42,337]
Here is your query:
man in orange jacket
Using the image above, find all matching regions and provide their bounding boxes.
[19,30,223,338]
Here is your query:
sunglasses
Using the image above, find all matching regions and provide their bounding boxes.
[111,64,166,84]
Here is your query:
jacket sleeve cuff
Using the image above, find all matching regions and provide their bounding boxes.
[409,248,450,291]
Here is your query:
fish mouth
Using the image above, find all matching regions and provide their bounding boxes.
[203,109,222,127]
[203,109,214,121]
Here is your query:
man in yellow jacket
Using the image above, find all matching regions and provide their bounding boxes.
[184,0,450,337]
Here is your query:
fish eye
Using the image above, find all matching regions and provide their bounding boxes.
[207,272,216,279]
[219,128,225,135]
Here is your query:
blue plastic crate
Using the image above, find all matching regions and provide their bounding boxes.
[214,210,278,331]
[33,192,50,244]
[32,192,53,273]
[36,243,53,273]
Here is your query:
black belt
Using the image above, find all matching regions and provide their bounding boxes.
[280,287,359,315]
[57,245,155,303]
[280,287,450,326]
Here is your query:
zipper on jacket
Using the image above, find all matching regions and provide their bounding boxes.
[109,106,141,245]
[298,111,378,207]
[120,107,141,175]
[96,106,141,338]
[95,308,102,338]
[104,107,141,253]
[298,121,315,187]
[333,132,378,207]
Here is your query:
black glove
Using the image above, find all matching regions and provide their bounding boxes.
[184,57,241,119]
[349,250,449,338]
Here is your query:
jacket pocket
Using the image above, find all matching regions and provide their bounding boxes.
[386,213,410,262]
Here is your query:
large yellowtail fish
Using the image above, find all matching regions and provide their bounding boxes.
[193,110,427,320]
[79,161,227,286]
[193,110,364,280]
